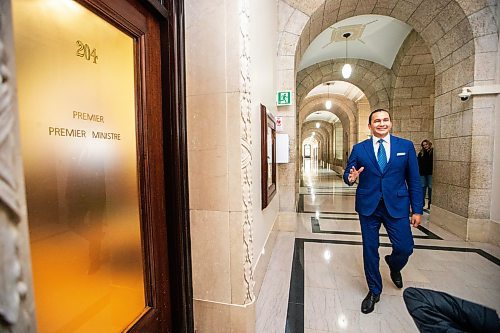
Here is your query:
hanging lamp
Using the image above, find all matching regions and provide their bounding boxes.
[342,32,352,79]
[325,82,332,109]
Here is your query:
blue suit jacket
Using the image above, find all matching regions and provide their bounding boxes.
[343,135,423,218]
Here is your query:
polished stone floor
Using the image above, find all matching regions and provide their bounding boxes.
[256,159,500,333]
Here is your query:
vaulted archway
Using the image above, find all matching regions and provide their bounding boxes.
[276,0,498,241]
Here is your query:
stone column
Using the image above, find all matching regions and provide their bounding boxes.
[356,97,371,143]
[277,0,307,211]
[186,0,257,331]
[488,3,500,245]
[0,2,36,332]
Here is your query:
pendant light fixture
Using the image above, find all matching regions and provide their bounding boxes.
[342,32,352,79]
[325,82,332,110]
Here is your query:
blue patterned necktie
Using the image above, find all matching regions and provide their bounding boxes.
[377,139,387,171]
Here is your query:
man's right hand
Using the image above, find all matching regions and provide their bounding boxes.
[348,166,364,184]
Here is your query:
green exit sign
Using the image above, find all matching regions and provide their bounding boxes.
[277,90,292,106]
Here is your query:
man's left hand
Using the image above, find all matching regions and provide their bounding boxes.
[411,214,421,227]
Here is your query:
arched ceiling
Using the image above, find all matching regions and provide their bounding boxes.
[281,0,323,16]
[298,14,412,70]
[302,130,324,144]
[302,136,318,145]
[306,80,365,102]
[296,59,391,111]
[304,110,340,123]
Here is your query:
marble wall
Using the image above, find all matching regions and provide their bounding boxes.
[186,0,280,331]
[249,0,280,273]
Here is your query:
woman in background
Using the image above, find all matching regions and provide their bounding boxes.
[418,140,433,209]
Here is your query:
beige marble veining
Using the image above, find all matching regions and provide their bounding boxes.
[255,232,295,333]
[191,210,231,302]
[317,220,428,238]
[227,92,244,213]
[253,221,279,299]
[185,1,227,96]
[304,195,356,213]
[229,211,246,304]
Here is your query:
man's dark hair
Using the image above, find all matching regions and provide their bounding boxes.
[368,108,391,124]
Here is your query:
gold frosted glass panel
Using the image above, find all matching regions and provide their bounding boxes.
[13,1,145,332]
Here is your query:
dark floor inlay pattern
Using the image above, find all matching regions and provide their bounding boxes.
[285,239,304,333]
[317,216,361,221]
[285,238,500,333]
[304,211,358,215]
[310,217,442,240]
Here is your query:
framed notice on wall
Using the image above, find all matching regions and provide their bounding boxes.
[261,104,276,209]
[276,134,289,164]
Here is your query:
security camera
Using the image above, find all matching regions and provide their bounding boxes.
[457,85,500,101]
[458,87,471,101]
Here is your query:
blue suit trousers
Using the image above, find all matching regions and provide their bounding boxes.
[359,200,414,295]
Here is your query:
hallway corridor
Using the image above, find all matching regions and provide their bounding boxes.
[256,160,500,333]
[3,0,500,331]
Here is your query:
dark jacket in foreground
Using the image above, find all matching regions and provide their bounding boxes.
[404,287,500,333]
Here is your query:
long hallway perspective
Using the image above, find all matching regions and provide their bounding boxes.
[256,158,500,332]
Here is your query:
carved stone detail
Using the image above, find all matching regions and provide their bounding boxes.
[0,26,20,222]
[239,0,255,305]
[0,214,22,326]
[0,7,25,328]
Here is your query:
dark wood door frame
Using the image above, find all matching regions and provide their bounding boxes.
[74,1,192,332]
[261,104,277,209]
[155,1,194,333]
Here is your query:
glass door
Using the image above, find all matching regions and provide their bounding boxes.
[12,0,171,331]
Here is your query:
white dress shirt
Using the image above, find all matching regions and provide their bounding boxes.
[372,134,390,163]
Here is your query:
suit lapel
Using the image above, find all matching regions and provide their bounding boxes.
[382,135,398,175]
[362,138,382,176]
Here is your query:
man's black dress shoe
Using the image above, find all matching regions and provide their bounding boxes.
[361,291,380,314]
[385,255,403,288]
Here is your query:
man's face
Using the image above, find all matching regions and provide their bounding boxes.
[368,111,392,138]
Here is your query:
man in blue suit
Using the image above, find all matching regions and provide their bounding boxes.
[343,109,423,314]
